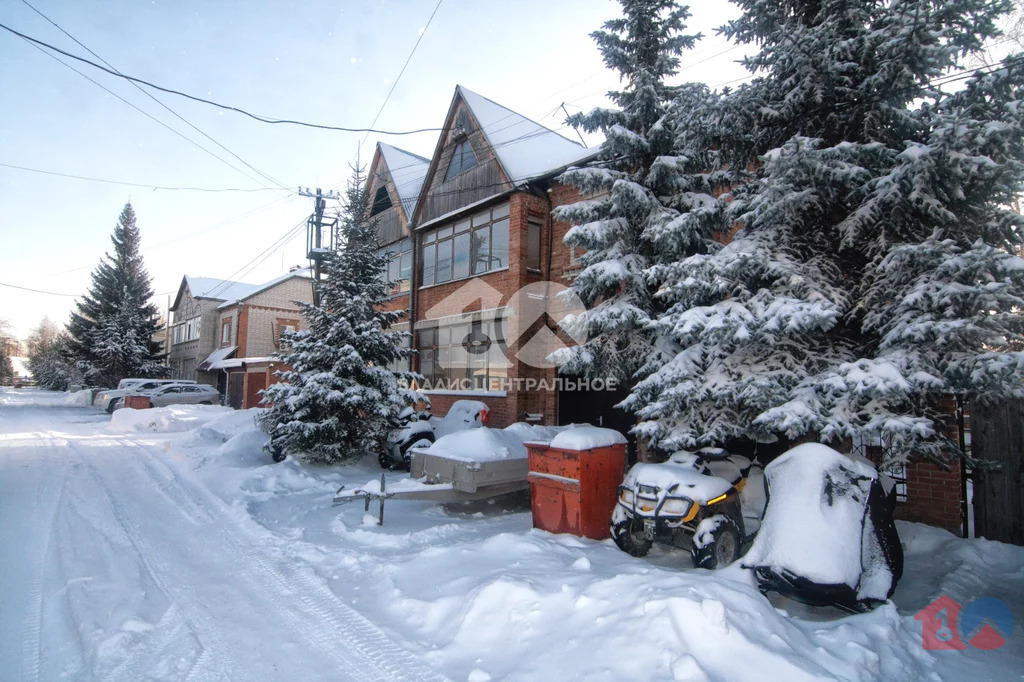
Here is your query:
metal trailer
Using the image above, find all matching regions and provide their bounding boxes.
[332,445,531,525]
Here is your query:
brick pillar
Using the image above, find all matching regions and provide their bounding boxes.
[895,459,965,536]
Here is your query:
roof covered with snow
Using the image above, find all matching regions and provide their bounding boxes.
[171,275,262,311]
[457,85,597,183]
[216,268,313,310]
[378,143,430,221]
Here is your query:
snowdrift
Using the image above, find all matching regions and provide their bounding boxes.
[109,404,234,433]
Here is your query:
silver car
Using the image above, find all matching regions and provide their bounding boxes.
[98,379,197,413]
[148,383,221,408]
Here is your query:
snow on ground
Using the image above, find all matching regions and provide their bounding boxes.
[2,388,1022,681]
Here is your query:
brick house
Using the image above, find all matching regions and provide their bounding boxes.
[362,85,967,535]
[367,86,612,430]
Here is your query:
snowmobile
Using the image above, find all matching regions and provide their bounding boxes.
[611,449,762,569]
[377,406,436,470]
[741,443,903,612]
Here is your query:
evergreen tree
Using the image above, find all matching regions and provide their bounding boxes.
[0,319,14,386]
[551,0,702,385]
[68,203,162,387]
[632,0,1024,462]
[26,317,75,390]
[260,167,418,464]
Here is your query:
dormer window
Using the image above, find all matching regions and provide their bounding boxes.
[445,141,478,181]
[370,185,392,216]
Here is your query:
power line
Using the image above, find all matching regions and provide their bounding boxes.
[360,0,444,146]
[0,21,445,136]
[0,281,78,297]
[202,219,308,299]
[0,161,288,193]
[18,39,278,190]
[17,0,290,190]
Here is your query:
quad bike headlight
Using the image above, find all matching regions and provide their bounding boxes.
[660,498,693,516]
[619,488,635,506]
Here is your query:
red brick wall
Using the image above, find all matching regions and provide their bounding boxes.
[895,459,964,535]
[891,396,966,536]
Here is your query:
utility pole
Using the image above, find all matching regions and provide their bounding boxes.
[298,186,339,305]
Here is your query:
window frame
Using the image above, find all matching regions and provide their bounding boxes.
[444,140,479,181]
[420,202,510,287]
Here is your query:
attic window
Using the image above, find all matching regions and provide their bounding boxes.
[444,141,479,181]
[370,185,392,216]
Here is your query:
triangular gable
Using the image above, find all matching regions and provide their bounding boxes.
[412,86,596,227]
[457,86,593,182]
[378,143,430,221]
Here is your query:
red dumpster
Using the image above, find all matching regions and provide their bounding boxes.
[124,395,152,409]
[527,427,627,540]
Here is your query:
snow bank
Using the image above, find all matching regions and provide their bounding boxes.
[108,404,234,433]
[742,443,886,595]
[549,425,627,450]
[64,389,95,406]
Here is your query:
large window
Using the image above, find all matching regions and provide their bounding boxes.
[171,317,201,345]
[417,319,508,391]
[444,141,478,180]
[379,238,412,295]
[421,203,509,287]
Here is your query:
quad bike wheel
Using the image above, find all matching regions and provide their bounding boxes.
[611,516,653,557]
[691,514,741,569]
[106,397,122,414]
[399,434,434,470]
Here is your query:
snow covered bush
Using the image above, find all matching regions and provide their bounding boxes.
[259,167,419,464]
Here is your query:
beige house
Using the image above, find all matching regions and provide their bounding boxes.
[208,268,313,408]
[168,268,313,407]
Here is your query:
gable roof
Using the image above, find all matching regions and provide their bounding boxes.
[171,275,261,311]
[456,85,595,183]
[215,267,313,310]
[377,143,431,220]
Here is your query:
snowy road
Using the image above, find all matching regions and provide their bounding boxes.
[0,402,447,681]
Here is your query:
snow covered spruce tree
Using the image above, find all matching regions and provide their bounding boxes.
[551,0,703,385]
[632,0,1024,462]
[0,320,14,385]
[259,168,418,464]
[68,202,162,387]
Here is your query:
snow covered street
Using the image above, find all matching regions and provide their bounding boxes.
[2,389,1022,681]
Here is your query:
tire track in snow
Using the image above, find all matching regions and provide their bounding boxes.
[20,433,67,682]
[71,445,233,681]
[123,433,451,682]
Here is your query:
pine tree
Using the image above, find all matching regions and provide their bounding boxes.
[68,202,163,387]
[259,167,418,464]
[551,0,702,385]
[632,0,1024,462]
[26,317,76,390]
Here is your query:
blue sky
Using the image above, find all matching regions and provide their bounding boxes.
[0,0,749,338]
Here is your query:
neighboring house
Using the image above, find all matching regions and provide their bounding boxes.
[168,276,261,385]
[205,267,314,409]
[168,268,313,408]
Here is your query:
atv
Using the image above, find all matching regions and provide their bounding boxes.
[378,406,436,470]
[610,449,762,569]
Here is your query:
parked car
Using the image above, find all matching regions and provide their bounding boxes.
[147,383,220,408]
[97,379,197,413]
